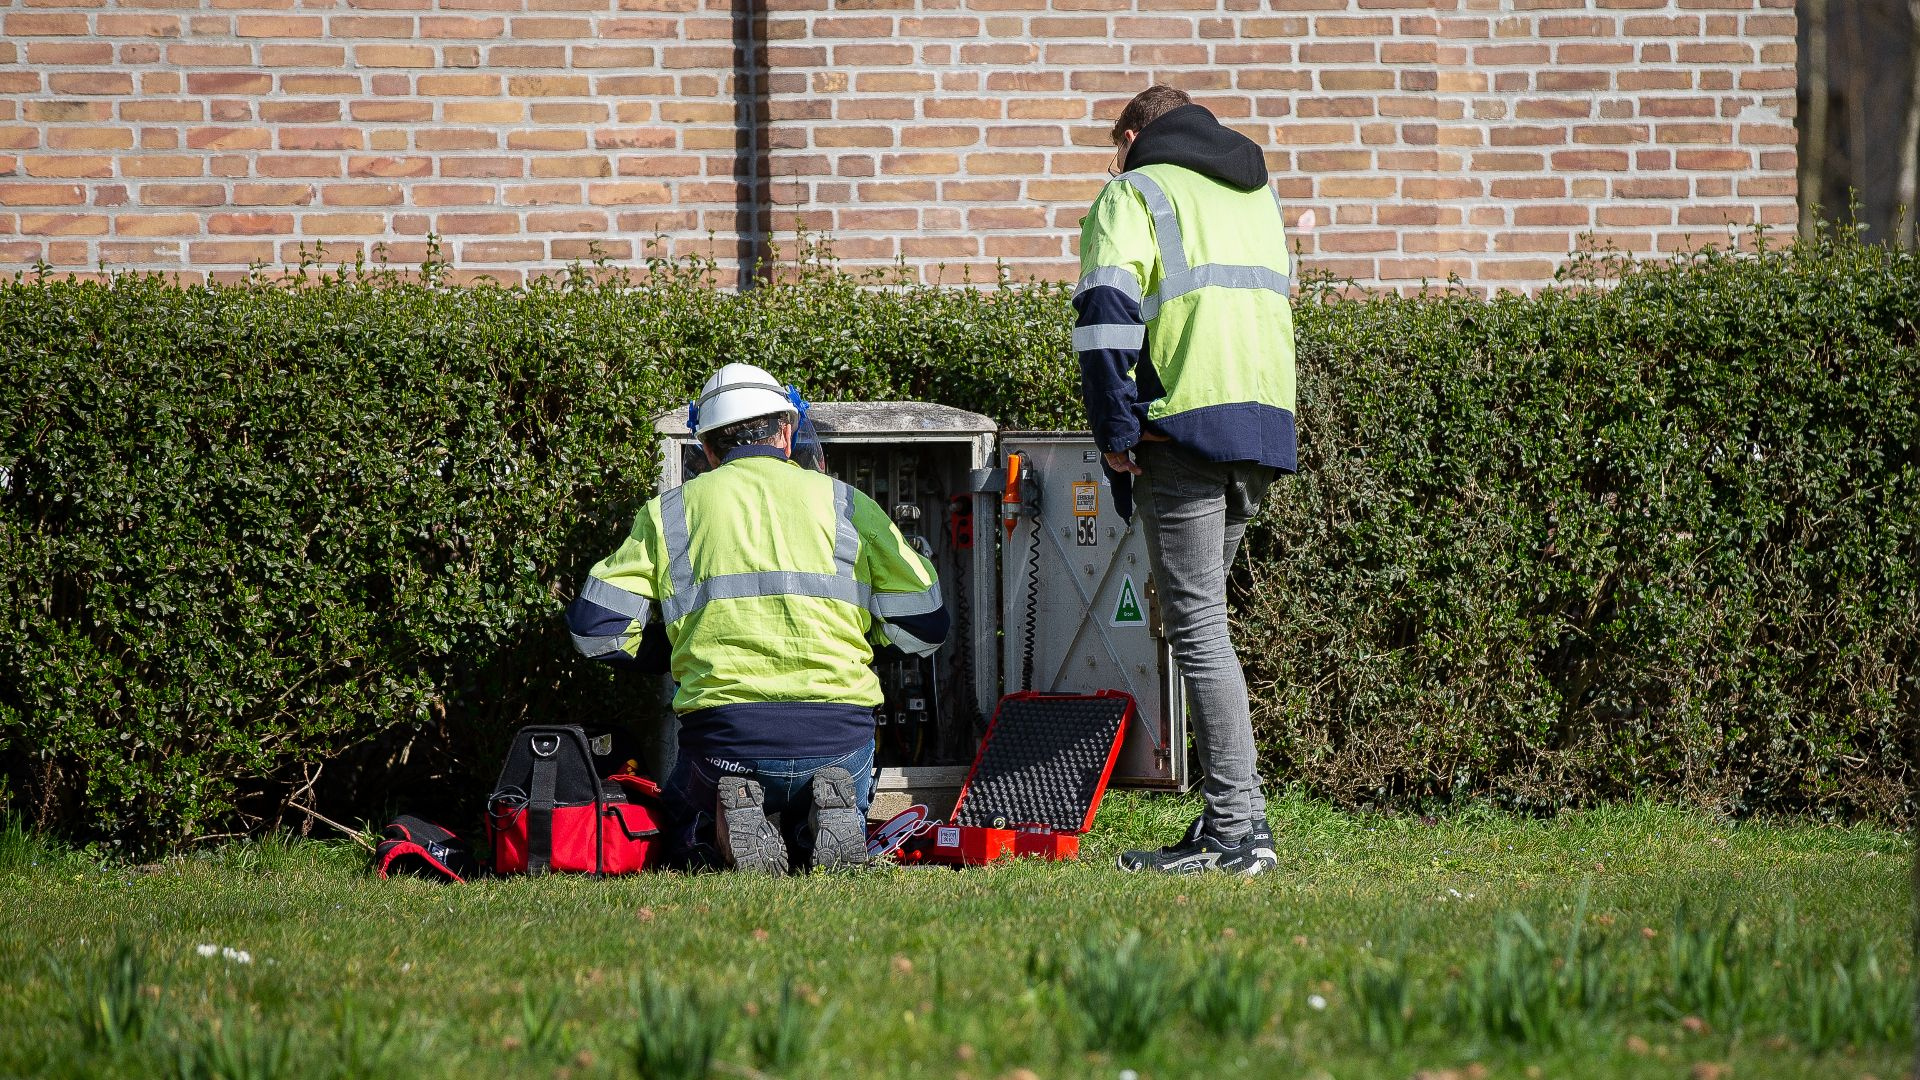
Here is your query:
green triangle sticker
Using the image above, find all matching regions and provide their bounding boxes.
[1111,575,1144,626]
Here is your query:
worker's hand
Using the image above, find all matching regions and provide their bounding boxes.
[1104,450,1142,476]
[1138,431,1171,443]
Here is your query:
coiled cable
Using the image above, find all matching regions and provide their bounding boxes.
[1020,515,1040,691]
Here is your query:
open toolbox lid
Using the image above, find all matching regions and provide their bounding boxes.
[950,691,1133,835]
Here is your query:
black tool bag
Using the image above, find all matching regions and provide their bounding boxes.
[374,815,475,883]
[486,724,659,876]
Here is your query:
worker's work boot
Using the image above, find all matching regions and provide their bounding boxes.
[716,777,788,875]
[1116,817,1269,877]
[807,766,869,871]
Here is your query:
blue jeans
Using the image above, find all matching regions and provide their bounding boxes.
[662,743,874,869]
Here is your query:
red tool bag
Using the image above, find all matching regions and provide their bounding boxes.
[486,725,661,876]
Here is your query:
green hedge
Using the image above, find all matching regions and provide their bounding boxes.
[1,237,1913,847]
[1249,238,1916,820]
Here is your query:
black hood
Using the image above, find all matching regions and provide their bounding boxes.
[1122,103,1268,192]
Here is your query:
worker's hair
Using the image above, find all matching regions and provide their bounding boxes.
[701,412,788,455]
[1112,85,1191,144]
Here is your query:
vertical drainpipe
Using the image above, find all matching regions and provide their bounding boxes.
[732,0,767,290]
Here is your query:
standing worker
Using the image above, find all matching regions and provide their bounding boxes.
[1074,86,1295,876]
[565,364,949,873]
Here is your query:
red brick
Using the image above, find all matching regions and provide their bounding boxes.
[533,103,609,124]
[190,240,277,263]
[433,212,517,234]
[120,156,204,178]
[282,75,363,95]
[1655,123,1735,145]
[21,213,110,236]
[1474,44,1551,66]
[524,209,605,232]
[593,128,674,150]
[1573,124,1651,145]
[332,16,415,37]
[48,128,135,151]
[502,183,586,206]
[47,72,133,96]
[251,155,337,176]
[418,15,503,36]
[418,74,501,96]
[298,212,387,236]
[29,42,115,65]
[1675,149,1751,170]
[22,155,112,178]
[164,43,253,66]
[511,130,590,151]
[1616,70,1692,92]
[1612,178,1689,199]
[1549,150,1630,171]
[280,128,364,151]
[347,156,432,178]
[6,13,89,35]
[0,184,85,206]
[1321,71,1395,92]
[141,183,227,206]
[1676,43,1751,64]
[235,14,323,36]
[114,213,202,236]
[260,102,343,125]
[207,212,291,235]
[588,182,670,205]
[532,157,612,178]
[355,45,436,67]
[444,102,524,123]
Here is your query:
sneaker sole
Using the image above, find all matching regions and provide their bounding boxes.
[808,767,868,872]
[716,777,788,875]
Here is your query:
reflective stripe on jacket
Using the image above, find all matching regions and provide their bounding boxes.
[1074,163,1298,471]
[568,452,941,714]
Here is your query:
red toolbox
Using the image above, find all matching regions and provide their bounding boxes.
[906,690,1133,866]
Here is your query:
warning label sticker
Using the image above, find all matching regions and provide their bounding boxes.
[1072,481,1098,517]
[936,826,960,848]
[1111,574,1144,627]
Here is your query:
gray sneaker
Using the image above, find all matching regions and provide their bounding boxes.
[1117,816,1275,877]
[716,777,788,874]
[807,766,869,871]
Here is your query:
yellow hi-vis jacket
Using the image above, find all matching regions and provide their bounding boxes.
[570,452,941,714]
[1075,162,1298,470]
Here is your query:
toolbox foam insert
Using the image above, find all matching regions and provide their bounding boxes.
[951,692,1131,834]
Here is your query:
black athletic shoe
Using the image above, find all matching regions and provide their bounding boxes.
[1117,817,1271,877]
[807,766,869,871]
[716,777,788,874]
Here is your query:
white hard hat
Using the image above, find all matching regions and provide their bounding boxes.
[691,363,797,435]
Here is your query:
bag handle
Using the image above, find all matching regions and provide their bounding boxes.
[606,773,661,798]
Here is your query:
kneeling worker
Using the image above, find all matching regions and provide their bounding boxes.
[565,364,948,872]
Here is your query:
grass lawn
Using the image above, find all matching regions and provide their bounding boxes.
[0,794,1910,1080]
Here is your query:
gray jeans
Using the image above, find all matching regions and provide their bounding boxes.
[1133,441,1274,842]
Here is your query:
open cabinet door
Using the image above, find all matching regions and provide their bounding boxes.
[996,432,1190,790]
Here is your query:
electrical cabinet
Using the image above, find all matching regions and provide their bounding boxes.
[651,402,1188,818]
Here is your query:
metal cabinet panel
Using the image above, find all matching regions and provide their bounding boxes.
[996,433,1188,790]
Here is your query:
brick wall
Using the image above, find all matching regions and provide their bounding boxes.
[0,0,1797,291]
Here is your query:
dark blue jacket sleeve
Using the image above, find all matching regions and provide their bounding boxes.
[1072,284,1146,454]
